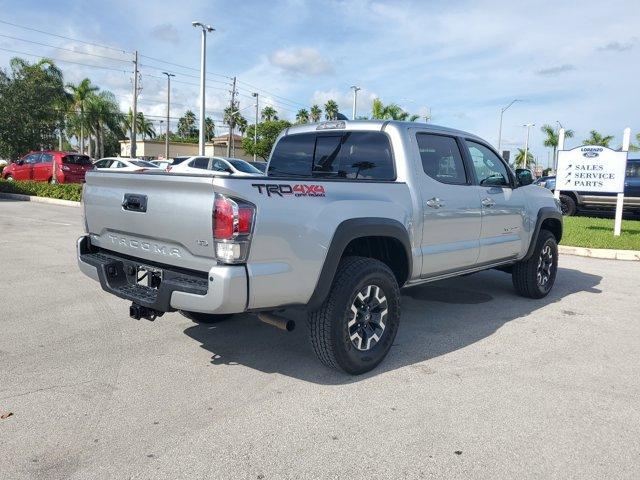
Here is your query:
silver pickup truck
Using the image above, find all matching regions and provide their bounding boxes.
[78,120,562,374]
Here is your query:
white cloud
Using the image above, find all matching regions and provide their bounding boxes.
[268,47,333,75]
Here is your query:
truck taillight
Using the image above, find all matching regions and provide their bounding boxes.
[213,193,255,264]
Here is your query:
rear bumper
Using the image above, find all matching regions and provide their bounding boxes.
[77,236,247,314]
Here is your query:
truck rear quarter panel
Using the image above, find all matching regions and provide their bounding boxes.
[212,177,413,309]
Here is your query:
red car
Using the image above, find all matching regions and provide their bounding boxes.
[2,151,94,183]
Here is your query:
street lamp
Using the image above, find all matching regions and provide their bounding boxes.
[497,99,521,154]
[252,92,259,161]
[192,21,214,156]
[350,85,361,120]
[162,72,175,160]
[522,123,535,169]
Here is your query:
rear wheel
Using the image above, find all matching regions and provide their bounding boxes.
[180,311,234,323]
[308,256,400,375]
[512,230,558,299]
[559,194,576,216]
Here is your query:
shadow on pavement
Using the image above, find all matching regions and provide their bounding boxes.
[183,267,602,384]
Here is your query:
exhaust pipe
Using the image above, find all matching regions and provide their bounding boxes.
[129,303,163,321]
[257,312,295,332]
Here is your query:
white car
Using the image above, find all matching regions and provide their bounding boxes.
[168,156,263,176]
[93,157,160,172]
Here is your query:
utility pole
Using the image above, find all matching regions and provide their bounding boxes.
[522,123,535,169]
[227,76,237,157]
[162,72,175,159]
[497,98,521,154]
[350,85,361,120]
[252,92,258,162]
[131,50,139,158]
[193,21,214,156]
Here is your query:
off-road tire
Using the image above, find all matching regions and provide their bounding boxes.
[180,311,233,323]
[308,256,400,375]
[512,230,558,299]
[559,194,576,216]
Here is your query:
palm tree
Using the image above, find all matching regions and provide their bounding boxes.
[261,106,278,122]
[86,90,123,158]
[540,124,574,159]
[583,130,614,147]
[177,110,197,139]
[235,115,248,137]
[309,105,322,122]
[371,98,417,121]
[138,114,156,140]
[514,148,535,168]
[296,108,310,124]
[324,100,339,120]
[121,110,154,141]
[66,78,99,153]
[204,117,215,141]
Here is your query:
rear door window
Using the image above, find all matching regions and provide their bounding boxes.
[626,162,640,178]
[268,131,394,180]
[25,153,40,164]
[190,157,210,169]
[416,133,468,185]
[62,155,92,165]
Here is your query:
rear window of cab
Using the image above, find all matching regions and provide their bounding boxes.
[268,131,395,180]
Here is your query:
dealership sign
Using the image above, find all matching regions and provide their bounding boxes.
[556,145,627,193]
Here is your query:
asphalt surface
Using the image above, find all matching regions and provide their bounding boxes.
[1,199,639,480]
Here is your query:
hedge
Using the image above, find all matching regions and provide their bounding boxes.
[0,179,83,202]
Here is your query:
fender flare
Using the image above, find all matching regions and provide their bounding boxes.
[305,218,412,311]
[524,207,563,260]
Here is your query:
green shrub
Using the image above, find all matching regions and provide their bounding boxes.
[0,179,82,202]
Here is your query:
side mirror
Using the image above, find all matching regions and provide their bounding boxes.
[225,168,234,174]
[15,159,24,165]
[516,168,533,187]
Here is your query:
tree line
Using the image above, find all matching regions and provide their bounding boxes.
[2,56,635,163]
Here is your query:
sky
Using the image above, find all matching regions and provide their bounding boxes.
[0,0,638,165]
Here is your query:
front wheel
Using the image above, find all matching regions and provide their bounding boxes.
[4,175,13,182]
[308,256,400,375]
[512,230,558,299]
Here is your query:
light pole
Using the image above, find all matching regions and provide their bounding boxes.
[522,123,535,169]
[162,72,175,160]
[252,92,259,162]
[497,99,521,154]
[350,85,361,120]
[192,21,214,156]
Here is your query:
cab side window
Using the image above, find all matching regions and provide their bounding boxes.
[466,141,511,187]
[416,133,468,185]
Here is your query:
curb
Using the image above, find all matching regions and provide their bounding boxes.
[559,245,640,261]
[0,192,80,207]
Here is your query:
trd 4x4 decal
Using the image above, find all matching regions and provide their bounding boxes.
[251,183,326,197]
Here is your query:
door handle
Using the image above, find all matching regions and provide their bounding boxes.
[425,197,444,209]
[481,197,496,208]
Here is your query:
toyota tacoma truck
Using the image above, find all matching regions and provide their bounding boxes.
[78,120,562,374]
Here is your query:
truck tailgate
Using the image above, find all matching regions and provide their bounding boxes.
[83,172,216,272]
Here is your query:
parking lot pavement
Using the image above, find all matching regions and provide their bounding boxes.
[1,199,639,480]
